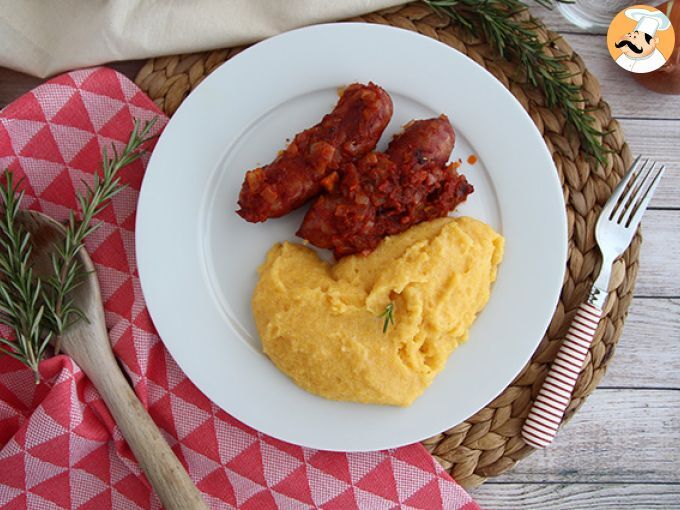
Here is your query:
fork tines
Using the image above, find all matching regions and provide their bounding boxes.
[604,156,665,230]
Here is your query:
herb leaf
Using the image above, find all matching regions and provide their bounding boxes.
[0,172,48,383]
[425,0,607,165]
[44,117,158,355]
[379,302,396,333]
[0,117,158,382]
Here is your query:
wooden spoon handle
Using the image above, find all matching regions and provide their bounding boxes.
[85,353,208,510]
[21,210,207,508]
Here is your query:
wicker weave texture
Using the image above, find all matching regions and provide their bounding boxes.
[134,2,637,489]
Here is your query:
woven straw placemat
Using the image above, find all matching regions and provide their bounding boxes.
[134,2,638,489]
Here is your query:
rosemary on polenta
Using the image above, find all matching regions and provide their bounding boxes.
[379,302,396,333]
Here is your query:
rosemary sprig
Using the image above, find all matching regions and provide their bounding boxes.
[45,117,157,354]
[379,302,396,333]
[0,117,158,380]
[425,0,607,164]
[0,173,52,383]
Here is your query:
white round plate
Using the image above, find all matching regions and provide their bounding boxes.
[137,23,567,452]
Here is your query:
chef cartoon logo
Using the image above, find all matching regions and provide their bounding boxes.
[607,5,675,73]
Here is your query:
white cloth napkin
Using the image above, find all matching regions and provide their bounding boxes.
[0,0,406,78]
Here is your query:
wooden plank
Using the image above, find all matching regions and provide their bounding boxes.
[561,34,680,120]
[619,119,680,209]
[637,210,680,297]
[602,298,680,388]
[529,4,680,120]
[0,68,42,109]
[487,389,680,483]
[473,483,680,509]
[0,61,143,109]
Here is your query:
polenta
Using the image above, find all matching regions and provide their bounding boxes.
[252,217,504,407]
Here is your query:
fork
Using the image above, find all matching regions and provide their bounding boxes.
[521,156,665,449]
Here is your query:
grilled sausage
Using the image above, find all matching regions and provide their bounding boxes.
[297,115,473,258]
[237,82,393,222]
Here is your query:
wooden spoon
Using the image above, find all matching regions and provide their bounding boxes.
[22,210,209,510]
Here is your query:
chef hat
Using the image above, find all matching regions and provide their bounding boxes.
[625,8,672,37]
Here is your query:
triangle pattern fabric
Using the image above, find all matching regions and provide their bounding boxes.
[390,456,437,503]
[240,488,278,510]
[271,465,314,505]
[29,470,71,508]
[90,228,131,274]
[405,477,444,509]
[226,470,266,508]
[113,473,151,509]
[348,451,386,485]
[353,486,399,510]
[0,122,13,159]
[271,490,314,510]
[306,465,350,506]
[323,488,361,510]
[19,124,65,164]
[73,443,112,483]
[0,367,40,410]
[27,433,70,468]
[169,393,211,441]
[197,467,237,507]
[80,68,127,102]
[180,444,222,483]
[215,418,258,466]
[308,450,352,484]
[67,68,97,87]
[181,418,221,464]
[99,105,135,143]
[0,68,476,510]
[392,445,439,474]
[37,166,79,209]
[49,123,95,163]
[2,119,45,155]
[70,469,108,509]
[49,90,96,133]
[0,453,26,490]
[79,90,125,132]
[24,453,68,490]
[35,84,79,120]
[0,485,23,507]
[67,136,102,173]
[261,439,302,487]
[17,157,67,197]
[1,92,47,122]
[226,441,267,487]
[170,378,212,413]
[355,458,400,504]
[25,405,69,449]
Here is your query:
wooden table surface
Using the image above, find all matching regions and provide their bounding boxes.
[0,5,678,509]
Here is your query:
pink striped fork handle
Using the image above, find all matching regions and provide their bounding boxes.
[521,156,665,449]
[522,302,601,448]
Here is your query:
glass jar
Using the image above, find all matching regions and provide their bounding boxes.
[558,0,664,33]
[633,0,680,94]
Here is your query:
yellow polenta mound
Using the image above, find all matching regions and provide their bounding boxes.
[252,217,504,407]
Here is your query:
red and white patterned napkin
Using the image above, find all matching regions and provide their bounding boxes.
[0,67,480,510]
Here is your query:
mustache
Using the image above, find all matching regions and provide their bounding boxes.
[615,39,643,53]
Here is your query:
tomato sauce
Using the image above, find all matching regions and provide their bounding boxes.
[298,116,474,258]
[237,82,393,222]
